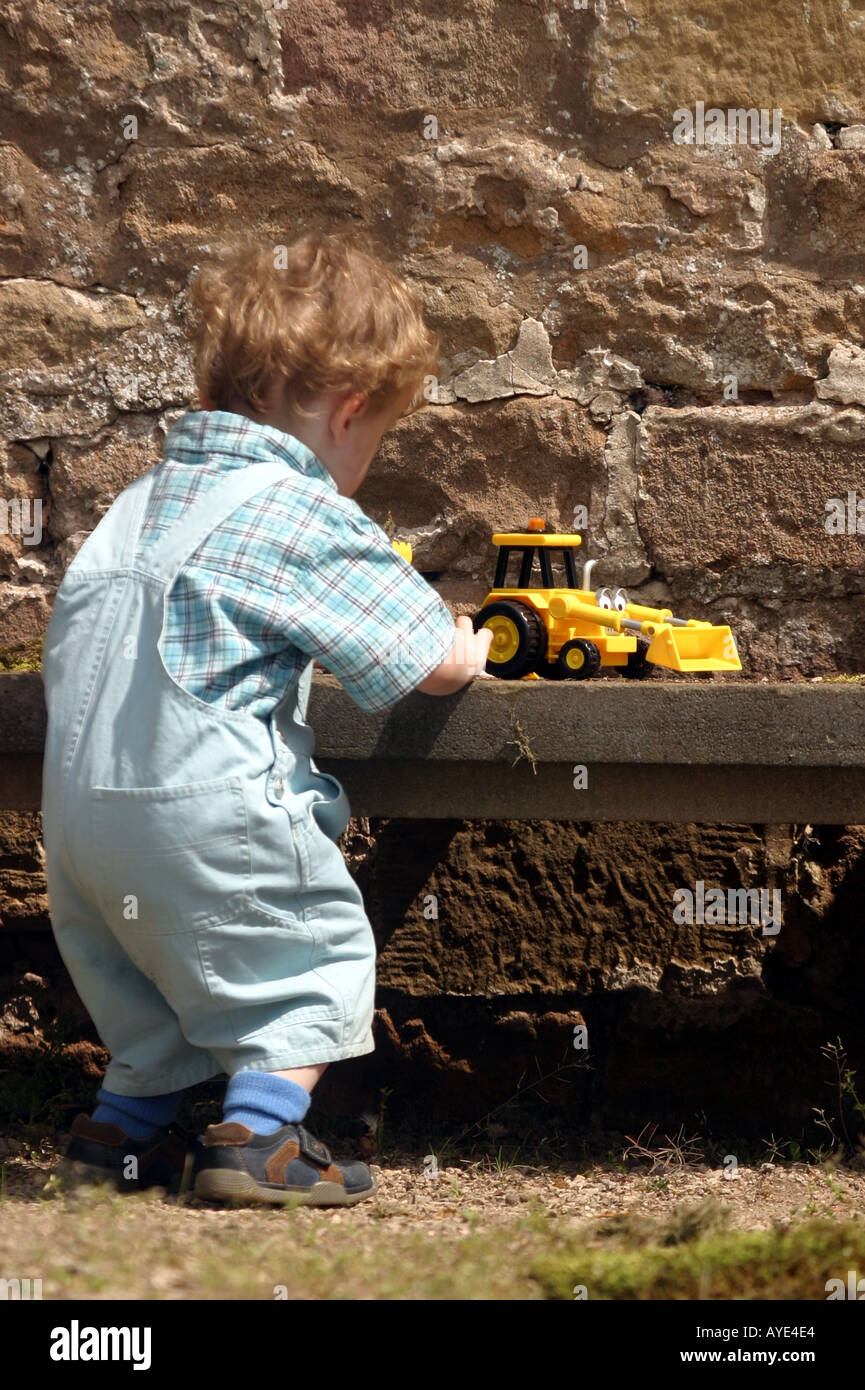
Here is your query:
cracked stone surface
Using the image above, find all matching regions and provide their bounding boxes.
[815,342,865,408]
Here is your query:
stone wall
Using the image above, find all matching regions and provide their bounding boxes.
[3,1,865,667]
[3,2,865,1138]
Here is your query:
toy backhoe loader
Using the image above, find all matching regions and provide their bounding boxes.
[470,518,741,680]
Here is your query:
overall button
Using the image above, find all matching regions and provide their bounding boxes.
[273,777,285,798]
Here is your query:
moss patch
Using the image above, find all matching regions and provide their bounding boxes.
[0,635,44,671]
[532,1214,865,1300]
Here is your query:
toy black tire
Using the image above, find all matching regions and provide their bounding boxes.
[557,639,601,680]
[472,600,546,679]
[620,637,652,679]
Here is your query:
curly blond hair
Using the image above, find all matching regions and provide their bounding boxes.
[186,232,440,420]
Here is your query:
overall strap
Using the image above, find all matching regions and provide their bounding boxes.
[119,466,161,556]
[66,465,161,576]
[140,461,292,586]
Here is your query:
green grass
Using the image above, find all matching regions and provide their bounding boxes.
[2,1181,863,1300]
[1,1185,557,1300]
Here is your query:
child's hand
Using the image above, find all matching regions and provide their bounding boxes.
[417,615,493,695]
[450,614,494,678]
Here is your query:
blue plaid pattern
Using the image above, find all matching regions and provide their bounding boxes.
[136,410,456,715]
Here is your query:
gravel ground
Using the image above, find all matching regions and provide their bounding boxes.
[4,1136,864,1230]
[1,1139,863,1299]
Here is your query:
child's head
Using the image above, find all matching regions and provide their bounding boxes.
[187,233,439,495]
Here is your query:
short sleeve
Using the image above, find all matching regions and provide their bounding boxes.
[286,507,456,712]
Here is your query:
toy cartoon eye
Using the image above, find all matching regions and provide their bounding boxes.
[612,588,628,611]
[595,587,613,609]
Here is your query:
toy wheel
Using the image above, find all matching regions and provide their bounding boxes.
[620,637,653,679]
[557,639,600,680]
[472,600,546,679]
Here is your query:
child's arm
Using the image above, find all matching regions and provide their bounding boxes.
[279,502,485,713]
[417,615,493,696]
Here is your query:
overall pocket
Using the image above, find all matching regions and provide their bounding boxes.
[195,897,346,1042]
[90,776,252,936]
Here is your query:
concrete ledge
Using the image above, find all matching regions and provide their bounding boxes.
[3,671,865,821]
[309,674,865,821]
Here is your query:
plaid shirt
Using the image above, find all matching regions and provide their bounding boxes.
[136,410,456,715]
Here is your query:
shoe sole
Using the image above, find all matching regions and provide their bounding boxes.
[53,1150,195,1196]
[194,1166,377,1207]
[52,1158,125,1192]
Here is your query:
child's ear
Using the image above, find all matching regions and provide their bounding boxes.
[332,391,367,440]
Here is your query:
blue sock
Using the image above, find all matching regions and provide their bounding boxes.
[91,1086,183,1139]
[223,1070,311,1134]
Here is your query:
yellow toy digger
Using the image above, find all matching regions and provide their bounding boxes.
[471,519,741,679]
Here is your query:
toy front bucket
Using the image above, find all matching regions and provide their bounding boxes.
[645,623,741,672]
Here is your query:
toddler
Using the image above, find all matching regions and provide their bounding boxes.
[41,234,492,1205]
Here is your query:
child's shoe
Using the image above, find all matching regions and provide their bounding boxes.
[55,1114,196,1194]
[192,1120,376,1206]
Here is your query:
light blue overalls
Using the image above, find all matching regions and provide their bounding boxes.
[40,460,377,1096]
